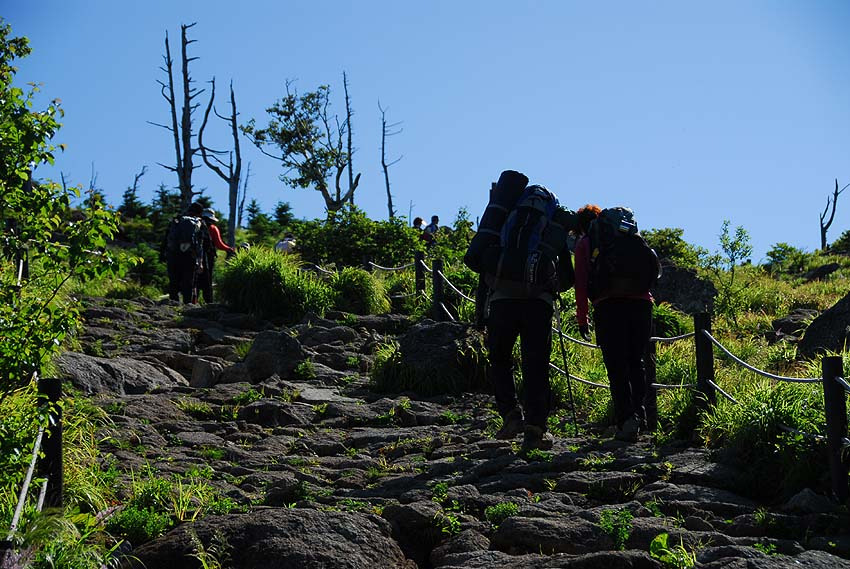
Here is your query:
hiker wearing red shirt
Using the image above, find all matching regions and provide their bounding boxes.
[199,208,235,303]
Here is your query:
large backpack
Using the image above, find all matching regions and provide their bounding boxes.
[166,215,204,256]
[587,207,659,301]
[483,185,573,297]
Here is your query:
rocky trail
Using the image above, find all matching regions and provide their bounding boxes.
[54,296,850,569]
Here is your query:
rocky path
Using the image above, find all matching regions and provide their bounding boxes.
[55,297,850,568]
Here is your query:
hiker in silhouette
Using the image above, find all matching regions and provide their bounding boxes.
[163,202,205,304]
[422,215,439,246]
[573,204,658,442]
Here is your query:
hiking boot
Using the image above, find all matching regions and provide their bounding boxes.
[520,425,554,453]
[495,408,525,440]
[614,416,640,443]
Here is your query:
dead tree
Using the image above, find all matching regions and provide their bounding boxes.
[820,179,849,251]
[379,101,403,219]
[344,72,355,205]
[238,161,251,229]
[150,23,204,211]
[199,77,242,247]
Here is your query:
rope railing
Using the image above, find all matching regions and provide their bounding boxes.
[702,330,821,384]
[305,263,335,275]
[835,376,850,393]
[418,259,432,273]
[650,332,695,343]
[778,424,826,442]
[651,382,697,389]
[7,426,45,539]
[553,327,600,349]
[436,271,476,303]
[549,362,609,388]
[438,302,455,322]
[708,379,739,404]
[368,261,414,272]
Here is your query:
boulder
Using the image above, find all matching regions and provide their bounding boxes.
[243,331,306,382]
[126,509,416,569]
[797,293,850,359]
[651,264,716,315]
[803,263,840,282]
[54,352,187,394]
[772,309,818,337]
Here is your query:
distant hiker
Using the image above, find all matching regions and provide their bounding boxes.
[422,215,439,245]
[412,217,424,231]
[164,202,205,304]
[199,208,235,303]
[463,171,575,454]
[274,233,297,254]
[573,204,660,442]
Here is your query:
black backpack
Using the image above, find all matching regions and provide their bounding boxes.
[588,207,659,301]
[483,185,573,297]
[166,215,204,256]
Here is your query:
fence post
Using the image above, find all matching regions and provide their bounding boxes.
[644,319,658,432]
[432,258,445,321]
[37,377,63,509]
[414,251,425,294]
[822,356,849,503]
[693,312,716,405]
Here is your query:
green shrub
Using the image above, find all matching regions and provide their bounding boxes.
[218,247,334,324]
[599,508,633,550]
[485,502,519,526]
[643,227,706,269]
[652,303,690,338]
[330,267,390,315]
[105,505,172,545]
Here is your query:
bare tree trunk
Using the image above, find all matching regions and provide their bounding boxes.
[820,179,848,251]
[199,77,242,248]
[150,23,204,211]
[378,101,402,219]
[238,161,251,229]
[344,71,355,205]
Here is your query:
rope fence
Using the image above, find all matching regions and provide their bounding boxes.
[702,330,821,384]
[368,261,414,272]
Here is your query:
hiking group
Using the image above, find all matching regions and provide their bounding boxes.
[161,202,235,305]
[463,170,660,453]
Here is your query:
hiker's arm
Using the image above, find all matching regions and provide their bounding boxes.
[209,225,235,253]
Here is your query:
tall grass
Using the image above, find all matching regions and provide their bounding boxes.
[218,247,334,324]
[329,267,391,315]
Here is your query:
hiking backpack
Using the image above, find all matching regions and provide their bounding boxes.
[587,207,659,301]
[166,215,204,256]
[483,185,573,297]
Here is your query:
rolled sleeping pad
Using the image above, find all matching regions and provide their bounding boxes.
[463,169,529,272]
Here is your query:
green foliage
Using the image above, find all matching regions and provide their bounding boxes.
[242,83,354,212]
[699,380,825,498]
[428,207,475,266]
[484,501,519,526]
[293,204,422,268]
[764,242,811,275]
[433,509,461,536]
[652,303,690,338]
[217,246,334,324]
[598,508,633,550]
[105,505,172,545]
[0,22,125,392]
[330,267,390,314]
[649,533,696,568]
[369,338,488,396]
[125,242,168,288]
[830,229,850,255]
[704,220,753,323]
[643,227,706,269]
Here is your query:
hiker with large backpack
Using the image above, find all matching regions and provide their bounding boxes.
[574,204,661,442]
[464,170,576,454]
[164,202,206,304]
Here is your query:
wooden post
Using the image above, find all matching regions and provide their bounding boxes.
[643,318,658,432]
[822,356,849,503]
[414,251,425,294]
[694,312,716,405]
[37,377,63,508]
[432,258,444,321]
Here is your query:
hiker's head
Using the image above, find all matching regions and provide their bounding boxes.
[431,215,439,224]
[202,208,219,223]
[186,202,204,216]
[284,233,294,239]
[576,205,601,235]
[413,217,423,228]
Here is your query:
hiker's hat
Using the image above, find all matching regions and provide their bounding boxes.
[202,208,219,222]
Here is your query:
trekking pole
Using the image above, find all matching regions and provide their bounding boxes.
[554,295,579,436]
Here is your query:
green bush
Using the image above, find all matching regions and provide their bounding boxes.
[105,505,172,545]
[484,502,519,527]
[643,227,706,269]
[218,247,334,324]
[330,267,390,315]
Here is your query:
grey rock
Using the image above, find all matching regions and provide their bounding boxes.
[244,331,306,382]
[126,508,416,568]
[772,309,819,337]
[490,515,613,555]
[782,488,840,515]
[798,292,850,359]
[651,264,717,315]
[190,358,224,388]
[55,352,187,394]
[803,263,840,282]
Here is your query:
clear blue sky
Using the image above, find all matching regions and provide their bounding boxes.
[6,1,850,261]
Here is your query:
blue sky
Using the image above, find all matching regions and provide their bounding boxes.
[6,1,850,261]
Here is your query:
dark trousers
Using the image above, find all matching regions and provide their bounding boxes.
[199,254,215,303]
[487,299,553,429]
[167,251,197,304]
[593,298,653,428]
